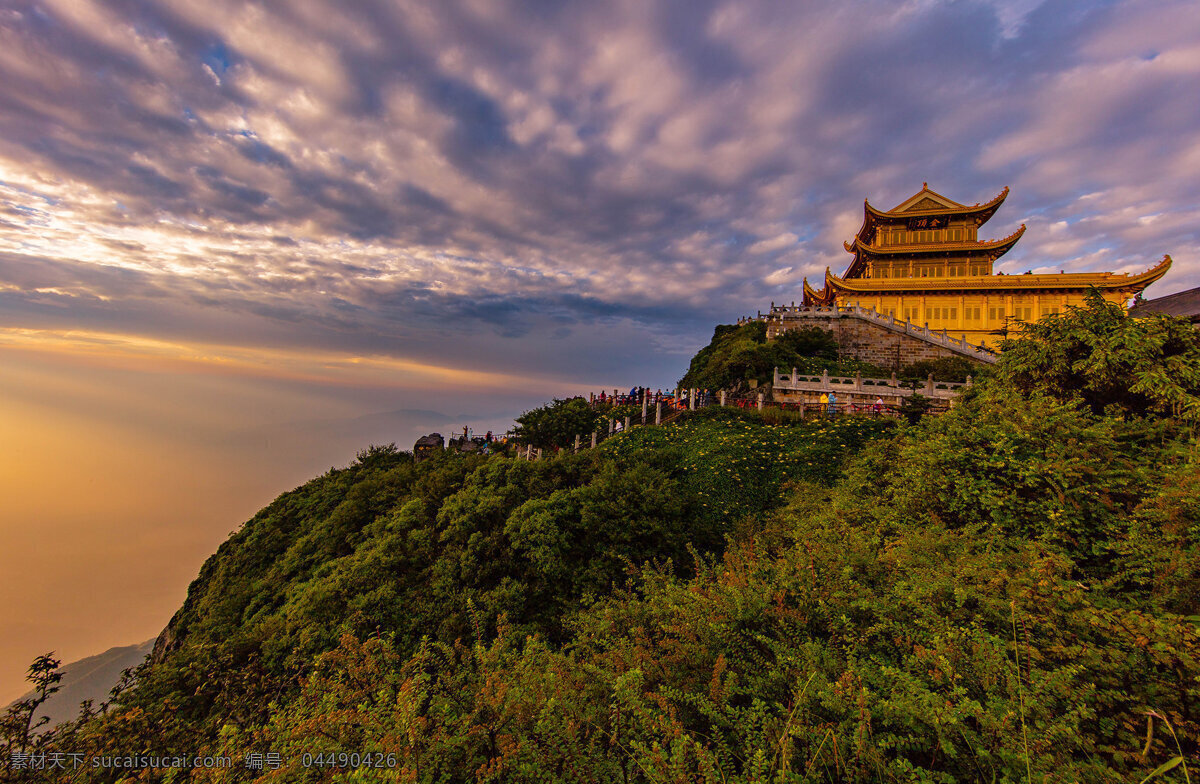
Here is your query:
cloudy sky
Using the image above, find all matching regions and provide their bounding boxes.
[2,0,1199,702]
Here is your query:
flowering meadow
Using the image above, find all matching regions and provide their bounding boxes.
[599,414,894,529]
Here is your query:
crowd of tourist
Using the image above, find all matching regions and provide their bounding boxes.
[586,387,897,418]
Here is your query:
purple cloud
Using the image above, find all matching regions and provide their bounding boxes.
[0,0,1196,383]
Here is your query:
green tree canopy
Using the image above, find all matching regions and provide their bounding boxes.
[678,321,874,390]
[998,288,1200,421]
[512,397,600,449]
[899,355,978,382]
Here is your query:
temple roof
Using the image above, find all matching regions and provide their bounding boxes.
[825,255,1173,295]
[842,184,1015,279]
[802,277,834,306]
[867,184,1009,223]
[1129,281,1200,320]
[849,185,1009,248]
[844,224,1027,259]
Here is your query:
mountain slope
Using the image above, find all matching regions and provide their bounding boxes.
[11,640,153,730]
[10,296,1200,783]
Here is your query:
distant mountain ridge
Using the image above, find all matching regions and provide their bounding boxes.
[12,640,154,729]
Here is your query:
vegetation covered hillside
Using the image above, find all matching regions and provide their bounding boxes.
[4,294,1200,783]
[678,321,859,391]
[678,320,977,391]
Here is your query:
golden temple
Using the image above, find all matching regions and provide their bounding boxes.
[801,184,1171,342]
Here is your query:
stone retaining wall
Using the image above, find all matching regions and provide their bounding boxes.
[760,308,996,371]
[828,317,973,368]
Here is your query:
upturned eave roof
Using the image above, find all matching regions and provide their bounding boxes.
[1129,276,1199,318]
[867,185,1009,222]
[846,224,1027,258]
[825,255,1172,295]
[802,277,833,306]
[847,185,1011,251]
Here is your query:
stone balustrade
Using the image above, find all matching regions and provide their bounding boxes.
[772,366,972,402]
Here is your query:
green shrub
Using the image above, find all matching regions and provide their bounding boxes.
[679,322,886,390]
[513,396,600,449]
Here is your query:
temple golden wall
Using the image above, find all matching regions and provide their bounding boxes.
[839,287,1131,341]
